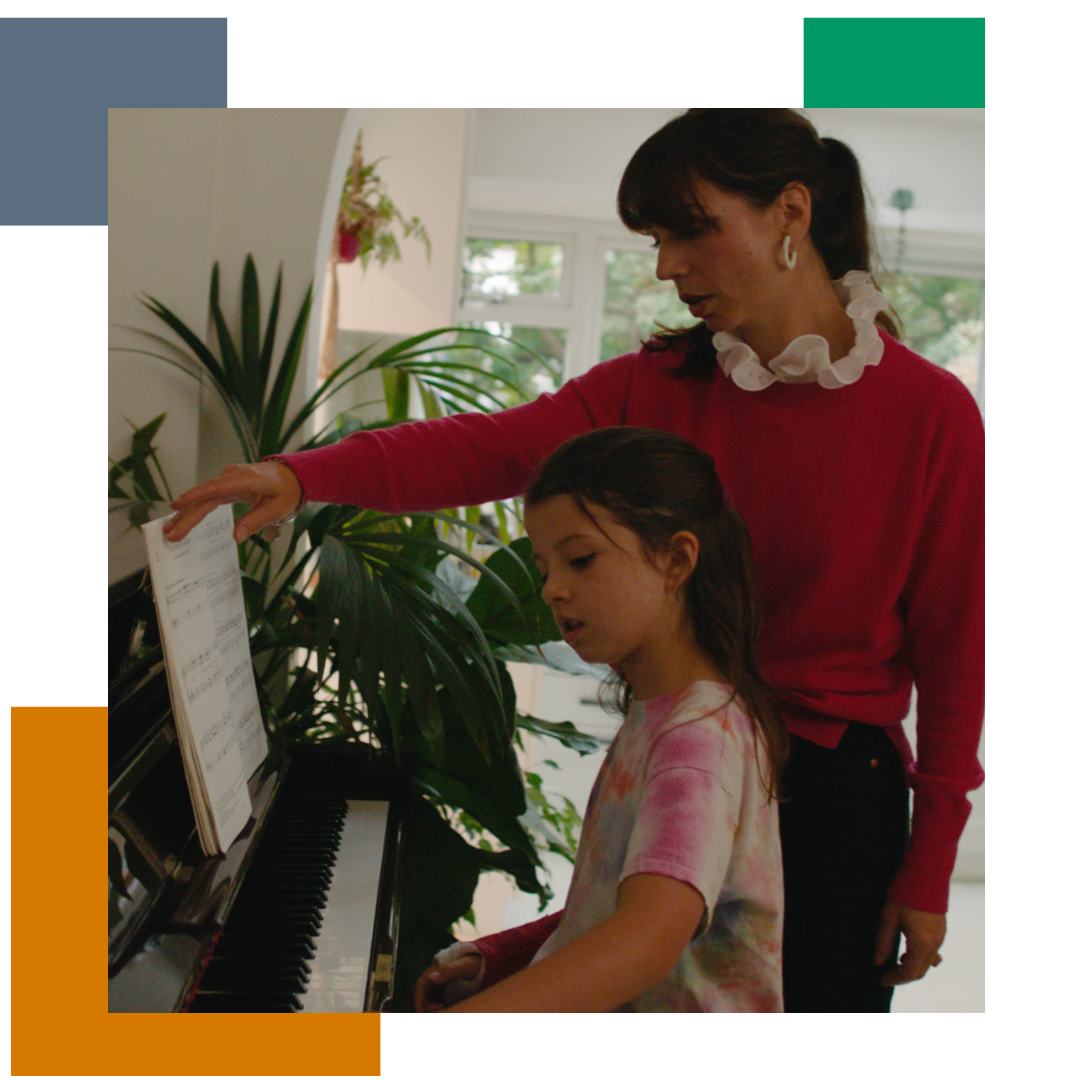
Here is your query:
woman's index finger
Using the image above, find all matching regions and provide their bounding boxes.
[169,474,251,511]
[162,498,229,541]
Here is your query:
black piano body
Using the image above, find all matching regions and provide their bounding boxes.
[108,567,404,1013]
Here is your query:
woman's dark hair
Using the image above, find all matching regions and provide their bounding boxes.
[525,426,788,798]
[617,108,900,376]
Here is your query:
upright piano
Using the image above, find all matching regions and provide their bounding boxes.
[108,567,404,1013]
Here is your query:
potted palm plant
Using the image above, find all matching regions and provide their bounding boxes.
[110,255,598,1005]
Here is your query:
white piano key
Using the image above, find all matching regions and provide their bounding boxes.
[299,799,389,1012]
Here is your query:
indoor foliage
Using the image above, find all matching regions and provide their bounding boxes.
[110,256,599,1006]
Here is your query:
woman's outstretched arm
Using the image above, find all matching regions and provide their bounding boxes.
[447,874,704,1013]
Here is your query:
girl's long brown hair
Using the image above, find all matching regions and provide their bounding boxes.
[525,427,788,799]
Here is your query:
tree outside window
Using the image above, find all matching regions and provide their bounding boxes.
[879,273,984,397]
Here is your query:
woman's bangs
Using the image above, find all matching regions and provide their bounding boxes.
[618,141,712,235]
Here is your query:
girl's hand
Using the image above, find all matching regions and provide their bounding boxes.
[448,874,704,1012]
[414,952,483,1012]
[162,461,303,544]
[874,898,946,986]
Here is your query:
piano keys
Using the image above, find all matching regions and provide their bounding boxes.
[108,567,403,1013]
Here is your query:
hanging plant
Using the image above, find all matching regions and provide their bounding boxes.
[336,132,431,269]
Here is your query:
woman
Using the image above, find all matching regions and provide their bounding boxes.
[165,109,984,1012]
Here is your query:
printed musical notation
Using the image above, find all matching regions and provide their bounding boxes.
[165,575,206,629]
[199,710,238,773]
[207,564,241,611]
[224,660,254,699]
[142,504,268,856]
[199,535,232,563]
[213,771,247,832]
[182,647,222,703]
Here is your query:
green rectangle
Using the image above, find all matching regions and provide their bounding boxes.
[804,18,984,107]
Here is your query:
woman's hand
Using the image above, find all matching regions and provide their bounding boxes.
[874,898,946,986]
[162,461,303,544]
[414,951,483,1012]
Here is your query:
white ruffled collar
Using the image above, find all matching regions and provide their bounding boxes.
[712,270,889,391]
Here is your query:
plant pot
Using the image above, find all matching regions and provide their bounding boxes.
[337,230,360,263]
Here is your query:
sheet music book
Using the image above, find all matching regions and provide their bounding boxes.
[142,505,268,855]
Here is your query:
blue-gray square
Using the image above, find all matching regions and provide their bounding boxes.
[0,18,227,225]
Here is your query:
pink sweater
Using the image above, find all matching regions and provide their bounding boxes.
[280,331,984,914]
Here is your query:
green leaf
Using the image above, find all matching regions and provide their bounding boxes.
[259,264,283,393]
[263,282,314,454]
[110,413,170,503]
[467,537,560,646]
[315,534,365,702]
[208,262,245,404]
[475,847,550,900]
[412,766,537,859]
[395,619,443,763]
[133,294,258,461]
[515,714,602,755]
[240,254,263,422]
[382,367,409,422]
[395,791,483,1011]
[240,572,267,627]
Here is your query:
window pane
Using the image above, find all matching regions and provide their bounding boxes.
[463,239,564,301]
[879,273,984,396]
[601,248,696,361]
[458,322,566,406]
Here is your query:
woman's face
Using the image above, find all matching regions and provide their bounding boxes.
[649,181,790,337]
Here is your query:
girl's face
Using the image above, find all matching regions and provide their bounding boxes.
[524,495,684,680]
[649,180,791,337]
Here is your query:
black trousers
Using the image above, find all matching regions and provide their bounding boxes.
[779,723,910,1012]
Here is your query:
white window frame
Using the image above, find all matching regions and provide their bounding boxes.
[461,229,575,310]
[464,210,666,381]
[462,210,985,410]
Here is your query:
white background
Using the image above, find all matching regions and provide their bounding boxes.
[2,0,1069,1074]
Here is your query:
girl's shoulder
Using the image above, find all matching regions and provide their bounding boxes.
[653,680,754,740]
[639,681,758,782]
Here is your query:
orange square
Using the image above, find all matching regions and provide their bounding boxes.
[12,707,380,1075]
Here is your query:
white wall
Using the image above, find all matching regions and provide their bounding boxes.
[805,108,984,276]
[108,108,359,584]
[335,109,471,336]
[468,108,984,276]
[469,108,683,220]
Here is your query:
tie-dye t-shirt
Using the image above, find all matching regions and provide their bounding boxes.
[532,680,783,1011]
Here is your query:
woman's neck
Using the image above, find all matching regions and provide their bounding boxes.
[739,262,856,365]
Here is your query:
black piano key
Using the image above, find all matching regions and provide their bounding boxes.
[205,956,313,978]
[213,945,317,964]
[188,993,301,1012]
[198,970,308,995]
[186,795,349,1013]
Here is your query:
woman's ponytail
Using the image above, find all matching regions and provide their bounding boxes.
[813,137,901,338]
[621,109,903,365]
[811,137,869,280]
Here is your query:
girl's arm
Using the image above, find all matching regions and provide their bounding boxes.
[447,874,704,1013]
[415,910,563,1011]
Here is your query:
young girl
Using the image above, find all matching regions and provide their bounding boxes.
[415,426,788,1012]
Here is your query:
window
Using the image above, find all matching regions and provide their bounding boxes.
[459,213,985,410]
[880,272,984,402]
[600,246,693,362]
[463,239,566,304]
[459,320,566,403]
